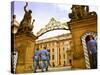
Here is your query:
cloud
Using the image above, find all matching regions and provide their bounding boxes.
[55,4,72,12]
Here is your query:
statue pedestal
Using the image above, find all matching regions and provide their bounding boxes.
[68,15,97,69]
[14,33,37,73]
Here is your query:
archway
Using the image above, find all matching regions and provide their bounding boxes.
[36,17,69,37]
[81,32,97,69]
[36,18,72,67]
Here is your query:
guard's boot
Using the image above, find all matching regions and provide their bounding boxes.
[46,68,48,71]
[34,71,37,73]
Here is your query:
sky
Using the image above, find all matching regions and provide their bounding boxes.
[12,1,98,40]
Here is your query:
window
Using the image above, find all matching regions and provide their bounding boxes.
[63,61,66,66]
[52,55,54,60]
[40,45,42,48]
[52,62,55,67]
[63,47,64,51]
[52,48,54,52]
[63,54,65,59]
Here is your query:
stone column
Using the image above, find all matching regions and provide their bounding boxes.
[54,47,58,66]
[68,15,97,69]
[14,34,36,73]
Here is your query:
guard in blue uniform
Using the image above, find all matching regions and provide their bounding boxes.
[87,35,97,68]
[33,48,40,73]
[40,47,48,72]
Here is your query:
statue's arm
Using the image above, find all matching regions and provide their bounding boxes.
[32,19,35,26]
[24,2,28,13]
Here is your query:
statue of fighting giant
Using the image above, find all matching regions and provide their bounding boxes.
[18,2,35,33]
[69,5,89,20]
[68,5,96,20]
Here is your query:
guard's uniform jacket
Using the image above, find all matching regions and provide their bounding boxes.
[40,49,48,72]
[33,50,40,72]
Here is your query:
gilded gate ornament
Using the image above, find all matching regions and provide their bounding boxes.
[37,17,69,37]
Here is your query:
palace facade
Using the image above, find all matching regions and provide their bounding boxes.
[36,33,73,67]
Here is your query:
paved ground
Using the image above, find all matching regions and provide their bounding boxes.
[32,66,72,73]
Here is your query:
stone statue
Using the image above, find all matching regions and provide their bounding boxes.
[21,2,32,25]
[69,5,90,20]
[73,5,83,19]
[71,5,79,19]
[81,5,89,16]
[69,5,79,19]
[29,19,35,31]
[18,2,35,33]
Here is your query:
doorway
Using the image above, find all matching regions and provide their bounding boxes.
[81,32,97,69]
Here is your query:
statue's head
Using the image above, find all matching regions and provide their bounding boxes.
[29,10,32,14]
[33,19,35,22]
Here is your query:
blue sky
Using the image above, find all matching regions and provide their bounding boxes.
[12,1,97,40]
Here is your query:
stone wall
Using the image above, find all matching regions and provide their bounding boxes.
[68,15,97,69]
